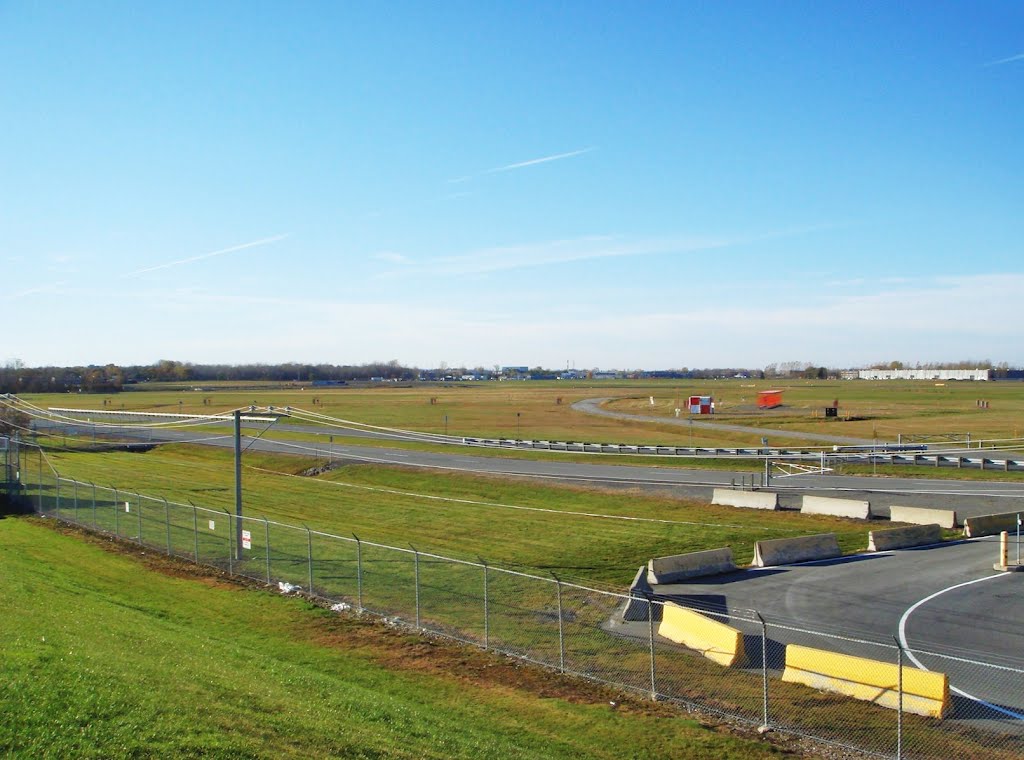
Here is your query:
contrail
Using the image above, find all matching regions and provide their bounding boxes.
[984,51,1024,67]
[126,234,289,277]
[485,147,595,174]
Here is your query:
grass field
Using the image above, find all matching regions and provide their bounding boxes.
[32,444,876,587]
[21,377,1024,449]
[0,514,792,760]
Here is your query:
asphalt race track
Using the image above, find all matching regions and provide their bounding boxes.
[646,537,1024,727]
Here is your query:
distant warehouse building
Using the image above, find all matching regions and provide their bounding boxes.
[858,368,990,381]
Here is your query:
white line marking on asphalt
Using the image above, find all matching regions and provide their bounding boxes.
[898,573,1024,720]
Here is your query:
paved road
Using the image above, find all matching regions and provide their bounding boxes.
[640,537,1024,726]
[47,420,1024,519]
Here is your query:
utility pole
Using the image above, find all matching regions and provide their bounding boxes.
[234,410,243,560]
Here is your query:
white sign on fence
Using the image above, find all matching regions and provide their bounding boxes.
[241,529,252,550]
[125,502,130,513]
[208,520,215,531]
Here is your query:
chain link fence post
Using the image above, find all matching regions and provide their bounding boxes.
[554,574,565,674]
[73,479,79,521]
[305,526,314,597]
[757,611,770,731]
[353,534,363,612]
[164,497,172,556]
[481,558,489,650]
[36,448,42,513]
[55,475,61,519]
[191,504,199,564]
[135,492,143,544]
[894,636,904,760]
[91,482,97,528]
[113,486,120,536]
[263,516,271,585]
[647,596,657,700]
[412,545,421,629]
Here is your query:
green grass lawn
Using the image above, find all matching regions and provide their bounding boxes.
[0,514,787,760]
[28,444,877,587]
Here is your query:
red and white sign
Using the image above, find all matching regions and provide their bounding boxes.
[241,529,252,550]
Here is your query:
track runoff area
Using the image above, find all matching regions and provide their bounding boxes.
[21,400,1024,725]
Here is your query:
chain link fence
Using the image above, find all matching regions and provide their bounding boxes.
[10,444,1024,760]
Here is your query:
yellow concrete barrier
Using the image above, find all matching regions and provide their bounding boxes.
[658,602,745,667]
[782,644,949,718]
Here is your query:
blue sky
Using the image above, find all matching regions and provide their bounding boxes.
[3,2,1022,370]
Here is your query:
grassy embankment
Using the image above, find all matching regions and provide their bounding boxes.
[0,514,788,760]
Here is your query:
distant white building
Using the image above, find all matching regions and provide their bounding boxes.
[858,368,990,381]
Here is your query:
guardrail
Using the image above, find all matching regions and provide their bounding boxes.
[462,437,1024,471]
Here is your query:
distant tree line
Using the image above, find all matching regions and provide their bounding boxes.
[2,356,1021,395]
[0,359,419,394]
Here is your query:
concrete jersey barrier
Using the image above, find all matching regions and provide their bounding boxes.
[711,488,779,510]
[657,602,745,667]
[752,533,841,567]
[647,548,736,585]
[889,505,958,530]
[867,524,943,552]
[620,565,658,622]
[801,495,873,520]
[963,511,1022,538]
[782,644,949,718]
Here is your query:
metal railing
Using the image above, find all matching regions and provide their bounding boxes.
[9,445,1024,760]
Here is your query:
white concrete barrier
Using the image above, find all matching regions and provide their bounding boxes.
[889,505,957,529]
[963,512,1022,538]
[801,495,873,519]
[712,488,779,510]
[621,565,657,622]
[647,548,736,585]
[868,524,943,552]
[753,533,841,567]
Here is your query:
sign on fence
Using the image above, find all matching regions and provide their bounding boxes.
[241,529,251,550]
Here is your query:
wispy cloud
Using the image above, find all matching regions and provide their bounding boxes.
[9,281,67,299]
[372,251,409,264]
[380,226,813,279]
[984,52,1024,67]
[124,234,289,277]
[428,235,725,276]
[448,147,595,184]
